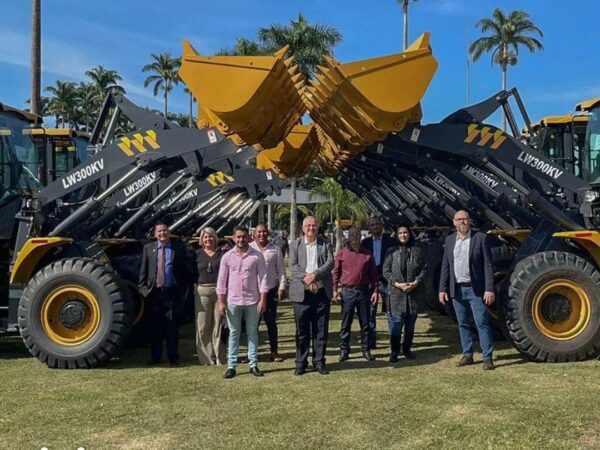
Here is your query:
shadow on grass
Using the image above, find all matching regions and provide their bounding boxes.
[0,334,31,360]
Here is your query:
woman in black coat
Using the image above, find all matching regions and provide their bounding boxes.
[382,225,427,363]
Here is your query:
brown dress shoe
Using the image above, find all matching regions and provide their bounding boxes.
[482,360,495,371]
[456,355,475,367]
[271,353,284,362]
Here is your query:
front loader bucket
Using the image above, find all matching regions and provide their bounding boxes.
[306,32,437,163]
[256,124,319,178]
[179,41,305,149]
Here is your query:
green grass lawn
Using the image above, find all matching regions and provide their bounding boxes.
[1,303,599,450]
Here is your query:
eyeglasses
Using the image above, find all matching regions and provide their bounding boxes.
[454,218,469,222]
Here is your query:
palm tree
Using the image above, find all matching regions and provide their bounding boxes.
[183,86,195,128]
[31,0,41,116]
[85,65,126,102]
[469,8,543,129]
[45,80,77,127]
[76,82,98,131]
[258,13,342,80]
[397,0,418,50]
[258,14,342,239]
[273,203,312,228]
[311,178,370,252]
[217,37,267,56]
[142,53,180,118]
[25,96,49,117]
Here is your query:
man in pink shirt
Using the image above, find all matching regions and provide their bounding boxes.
[217,226,269,379]
[250,223,286,362]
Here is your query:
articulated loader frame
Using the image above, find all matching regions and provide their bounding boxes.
[7,90,286,368]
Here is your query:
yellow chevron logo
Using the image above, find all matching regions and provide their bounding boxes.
[464,124,506,150]
[206,172,235,187]
[117,130,160,156]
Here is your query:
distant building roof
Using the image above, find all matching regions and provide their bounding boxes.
[265,188,328,204]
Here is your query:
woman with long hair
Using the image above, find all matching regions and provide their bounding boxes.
[382,225,427,363]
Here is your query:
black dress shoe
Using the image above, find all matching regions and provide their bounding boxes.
[223,368,236,379]
[339,351,350,362]
[403,351,416,360]
[169,359,181,367]
[294,367,306,376]
[250,366,264,377]
[315,364,329,375]
[147,359,161,366]
[389,352,399,363]
[362,351,375,361]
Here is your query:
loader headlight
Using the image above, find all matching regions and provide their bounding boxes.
[584,190,600,203]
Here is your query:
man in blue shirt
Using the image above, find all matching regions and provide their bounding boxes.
[139,221,195,366]
[362,216,397,349]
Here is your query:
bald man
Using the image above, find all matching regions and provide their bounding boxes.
[438,211,495,370]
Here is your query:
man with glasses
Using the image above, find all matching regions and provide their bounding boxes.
[288,216,334,375]
[438,211,496,370]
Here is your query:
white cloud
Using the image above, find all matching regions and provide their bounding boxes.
[0,29,92,79]
[0,28,163,106]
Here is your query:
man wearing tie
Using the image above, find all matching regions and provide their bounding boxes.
[362,216,397,349]
[288,216,334,375]
[139,222,195,366]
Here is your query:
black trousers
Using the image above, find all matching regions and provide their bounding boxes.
[293,289,330,369]
[260,286,279,353]
[148,287,180,363]
[340,287,371,353]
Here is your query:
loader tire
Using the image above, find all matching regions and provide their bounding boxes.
[491,245,516,270]
[507,251,600,362]
[18,258,132,368]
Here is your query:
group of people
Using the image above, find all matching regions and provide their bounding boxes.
[138,209,497,378]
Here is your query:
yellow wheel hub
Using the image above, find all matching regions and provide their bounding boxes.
[532,279,591,340]
[40,285,101,346]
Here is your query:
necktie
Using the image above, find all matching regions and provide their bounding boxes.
[157,246,165,287]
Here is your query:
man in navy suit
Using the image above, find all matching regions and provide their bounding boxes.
[362,216,397,350]
[438,210,496,370]
[139,222,195,366]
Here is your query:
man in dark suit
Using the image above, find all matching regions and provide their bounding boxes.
[362,216,397,349]
[438,210,496,370]
[289,216,334,375]
[273,230,289,258]
[139,221,195,366]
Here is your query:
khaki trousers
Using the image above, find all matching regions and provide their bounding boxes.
[195,284,226,365]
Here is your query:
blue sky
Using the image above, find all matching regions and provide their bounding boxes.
[1,0,598,127]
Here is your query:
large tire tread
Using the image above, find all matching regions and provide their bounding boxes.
[18,258,131,369]
[507,251,600,362]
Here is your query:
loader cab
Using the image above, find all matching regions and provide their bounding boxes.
[27,128,91,186]
[534,115,588,177]
[0,104,42,206]
[577,98,600,186]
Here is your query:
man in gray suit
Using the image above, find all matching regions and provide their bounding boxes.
[438,210,496,370]
[289,216,334,375]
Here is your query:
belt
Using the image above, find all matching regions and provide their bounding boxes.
[458,282,472,287]
[341,285,370,291]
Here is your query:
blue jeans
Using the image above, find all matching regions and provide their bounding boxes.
[452,286,494,361]
[226,303,260,369]
[387,312,417,355]
[368,283,387,349]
